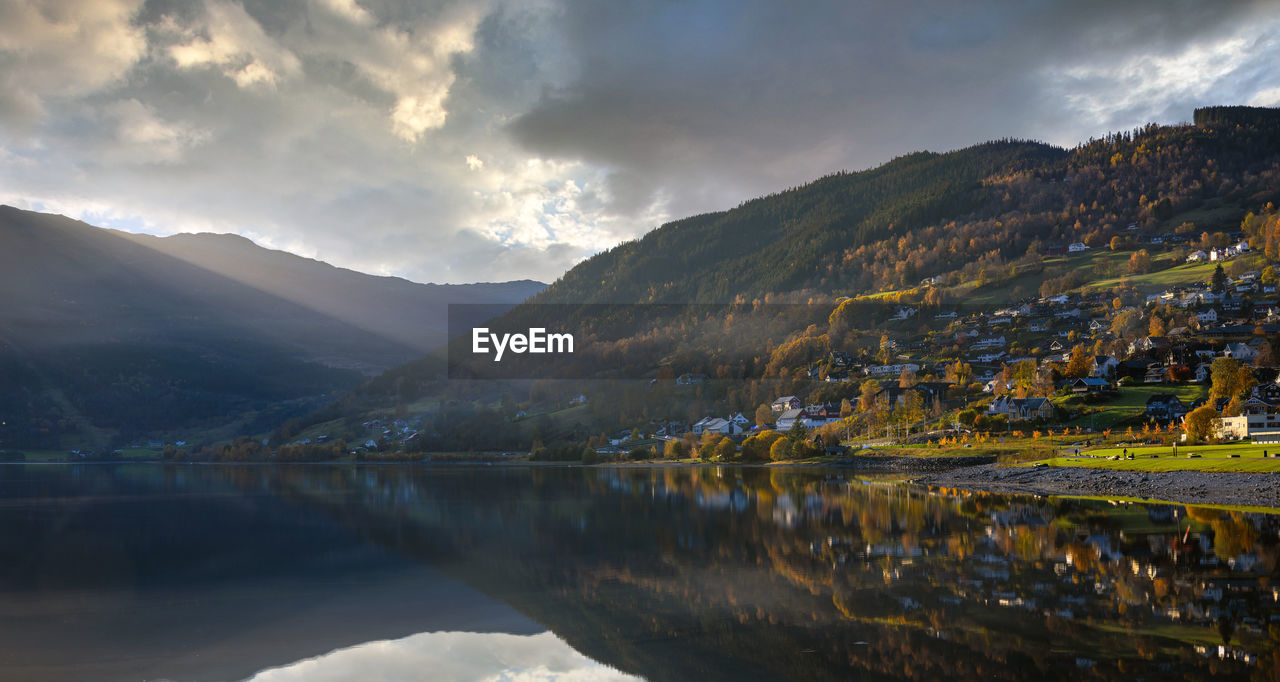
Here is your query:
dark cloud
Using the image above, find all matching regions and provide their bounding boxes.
[1,0,1278,284]
[511,0,1280,219]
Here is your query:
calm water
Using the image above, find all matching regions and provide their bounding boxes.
[0,464,1277,681]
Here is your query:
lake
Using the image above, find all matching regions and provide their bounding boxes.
[0,464,1276,681]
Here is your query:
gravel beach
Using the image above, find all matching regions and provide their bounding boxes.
[917,462,1280,508]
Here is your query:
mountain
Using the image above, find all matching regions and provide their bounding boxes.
[534,140,1067,303]
[533,106,1280,304]
[323,106,1280,455]
[0,206,544,448]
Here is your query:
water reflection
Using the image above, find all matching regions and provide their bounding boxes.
[1,464,1278,681]
[247,630,641,682]
[255,465,1280,681]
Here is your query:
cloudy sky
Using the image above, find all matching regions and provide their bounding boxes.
[2,0,1279,284]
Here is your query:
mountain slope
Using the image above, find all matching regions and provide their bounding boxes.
[534,140,1067,303]
[331,106,1280,455]
[533,106,1280,305]
[0,206,544,448]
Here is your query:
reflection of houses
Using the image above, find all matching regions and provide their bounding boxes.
[986,396,1053,421]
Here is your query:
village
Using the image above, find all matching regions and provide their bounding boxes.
[592,235,1280,461]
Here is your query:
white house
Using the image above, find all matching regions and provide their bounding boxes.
[771,396,802,414]
[1090,356,1119,377]
[1186,250,1208,263]
[1197,309,1218,324]
[1223,343,1258,361]
[971,335,1007,350]
[1068,242,1090,253]
[864,363,920,377]
[775,408,805,431]
[692,417,744,436]
[1194,362,1212,383]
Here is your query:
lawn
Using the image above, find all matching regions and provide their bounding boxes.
[1061,383,1208,429]
[1025,442,1280,473]
[1081,259,1218,294]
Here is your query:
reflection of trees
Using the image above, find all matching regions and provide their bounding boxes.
[237,465,1280,681]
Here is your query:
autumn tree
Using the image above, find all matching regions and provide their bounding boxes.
[898,366,917,388]
[897,390,925,433]
[876,333,891,364]
[858,379,880,412]
[1184,405,1219,442]
[1127,249,1152,274]
[1064,344,1091,379]
[1110,309,1144,338]
[754,403,773,427]
[944,360,972,386]
[769,437,792,461]
[664,439,689,459]
[714,436,736,461]
[1209,357,1252,402]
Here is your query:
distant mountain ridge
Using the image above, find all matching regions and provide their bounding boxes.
[0,206,544,447]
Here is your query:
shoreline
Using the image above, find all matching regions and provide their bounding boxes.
[917,462,1280,510]
[11,456,1280,511]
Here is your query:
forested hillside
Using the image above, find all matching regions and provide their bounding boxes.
[0,207,543,449]
[280,106,1280,459]
[534,106,1280,303]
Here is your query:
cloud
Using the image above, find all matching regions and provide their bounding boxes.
[245,629,642,682]
[165,1,302,88]
[0,0,146,127]
[103,98,211,164]
[1,0,1279,285]
[509,0,1280,222]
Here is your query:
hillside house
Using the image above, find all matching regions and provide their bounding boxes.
[1223,343,1258,361]
[1143,364,1167,384]
[1071,378,1111,395]
[972,335,1007,350]
[1091,356,1119,377]
[1068,242,1090,253]
[1144,394,1186,420]
[986,396,1053,421]
[775,408,805,431]
[1194,362,1212,383]
[692,417,744,436]
[771,396,802,414]
[864,363,920,377]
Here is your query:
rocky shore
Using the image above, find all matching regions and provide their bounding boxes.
[917,463,1280,509]
[831,455,997,473]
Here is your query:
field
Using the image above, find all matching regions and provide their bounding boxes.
[6,447,163,462]
[1026,442,1280,473]
[1060,383,1208,429]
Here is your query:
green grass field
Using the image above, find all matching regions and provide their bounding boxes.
[5,447,163,462]
[1026,442,1280,473]
[1061,383,1208,429]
